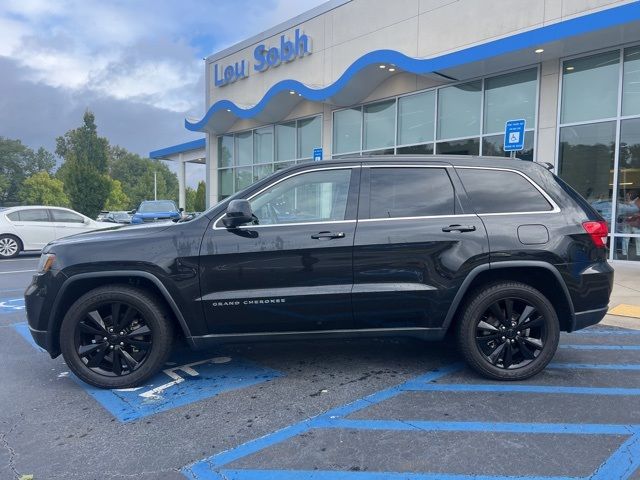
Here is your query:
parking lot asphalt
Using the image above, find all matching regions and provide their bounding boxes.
[1,256,640,480]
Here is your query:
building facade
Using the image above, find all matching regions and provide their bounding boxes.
[150,0,640,261]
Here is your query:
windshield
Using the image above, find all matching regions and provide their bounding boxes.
[138,201,177,213]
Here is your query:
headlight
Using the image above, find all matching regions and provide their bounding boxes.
[37,253,56,273]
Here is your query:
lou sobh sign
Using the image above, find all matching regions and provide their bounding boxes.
[213,29,311,88]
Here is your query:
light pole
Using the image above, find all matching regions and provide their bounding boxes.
[154,171,157,201]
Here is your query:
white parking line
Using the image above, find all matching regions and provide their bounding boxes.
[0,270,36,274]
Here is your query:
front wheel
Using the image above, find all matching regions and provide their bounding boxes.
[60,285,173,389]
[457,281,559,381]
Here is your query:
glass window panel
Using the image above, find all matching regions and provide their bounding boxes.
[253,164,273,182]
[396,143,434,155]
[50,209,84,223]
[276,122,296,162]
[484,69,537,134]
[253,126,273,165]
[297,116,321,159]
[235,167,253,190]
[561,51,619,124]
[363,100,396,150]
[437,80,481,139]
[275,161,295,171]
[250,169,352,225]
[235,131,253,166]
[369,168,455,218]
[436,138,479,155]
[398,91,435,146]
[218,169,234,198]
[623,47,640,117]
[558,121,616,226]
[615,118,640,260]
[363,148,394,156]
[218,135,233,168]
[457,169,552,213]
[18,209,49,222]
[333,107,362,154]
[482,132,534,161]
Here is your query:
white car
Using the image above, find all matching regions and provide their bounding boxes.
[0,206,115,259]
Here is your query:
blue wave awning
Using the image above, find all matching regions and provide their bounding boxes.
[187,2,640,134]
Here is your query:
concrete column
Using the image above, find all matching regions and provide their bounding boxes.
[205,133,219,208]
[322,103,332,158]
[537,59,561,168]
[177,153,186,210]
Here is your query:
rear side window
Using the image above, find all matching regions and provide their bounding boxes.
[369,167,456,218]
[15,209,50,221]
[457,168,553,214]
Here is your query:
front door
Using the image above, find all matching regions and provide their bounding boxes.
[200,166,360,334]
[353,164,489,330]
[50,208,90,239]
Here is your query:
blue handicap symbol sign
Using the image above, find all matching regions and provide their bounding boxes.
[504,119,526,152]
[0,298,25,314]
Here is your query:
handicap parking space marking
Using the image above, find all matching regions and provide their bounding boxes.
[0,297,25,314]
[10,321,283,423]
[184,339,640,480]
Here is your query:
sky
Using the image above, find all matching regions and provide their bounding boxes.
[0,0,327,186]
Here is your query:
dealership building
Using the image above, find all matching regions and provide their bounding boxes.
[150,0,640,261]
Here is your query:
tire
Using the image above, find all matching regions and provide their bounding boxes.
[60,285,174,389]
[0,235,21,259]
[456,281,560,381]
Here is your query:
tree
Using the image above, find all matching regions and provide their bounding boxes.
[185,187,197,212]
[104,178,130,211]
[194,181,206,212]
[109,146,178,207]
[56,111,111,218]
[18,172,70,207]
[0,137,55,205]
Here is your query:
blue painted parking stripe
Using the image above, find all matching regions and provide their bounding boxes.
[404,383,640,395]
[216,469,577,480]
[314,418,638,435]
[560,344,640,350]
[574,329,640,335]
[550,362,640,370]
[590,434,640,480]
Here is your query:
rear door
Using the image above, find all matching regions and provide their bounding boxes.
[7,208,55,249]
[353,163,489,330]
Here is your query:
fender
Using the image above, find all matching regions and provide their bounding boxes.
[441,261,576,332]
[48,270,194,350]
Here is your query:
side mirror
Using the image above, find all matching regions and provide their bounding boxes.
[179,207,184,213]
[130,209,136,214]
[222,199,253,228]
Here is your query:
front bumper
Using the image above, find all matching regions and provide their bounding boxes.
[572,306,609,331]
[24,270,66,357]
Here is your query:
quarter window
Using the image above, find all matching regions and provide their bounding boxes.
[457,169,552,214]
[250,169,352,225]
[368,168,456,218]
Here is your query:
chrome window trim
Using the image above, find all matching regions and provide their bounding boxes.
[359,214,477,223]
[453,165,561,215]
[213,165,359,230]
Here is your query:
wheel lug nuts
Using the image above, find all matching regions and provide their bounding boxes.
[109,345,114,349]
[516,331,521,335]
[501,336,506,341]
[119,331,124,336]
[103,337,107,341]
[510,339,515,344]
[91,339,96,344]
[120,342,124,346]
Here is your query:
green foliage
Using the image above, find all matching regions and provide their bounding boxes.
[109,146,178,207]
[56,111,111,217]
[104,178,130,211]
[18,172,70,207]
[185,187,197,212]
[194,181,206,212]
[0,137,55,204]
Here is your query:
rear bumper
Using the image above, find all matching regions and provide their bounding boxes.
[572,306,609,331]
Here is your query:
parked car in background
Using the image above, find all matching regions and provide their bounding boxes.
[0,206,114,258]
[96,211,109,222]
[130,200,181,224]
[103,211,132,224]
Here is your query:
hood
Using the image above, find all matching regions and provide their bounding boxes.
[45,222,174,250]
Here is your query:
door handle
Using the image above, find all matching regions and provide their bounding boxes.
[311,231,346,239]
[442,224,476,233]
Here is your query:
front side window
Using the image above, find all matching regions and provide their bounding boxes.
[457,168,552,214]
[250,169,352,225]
[369,168,455,218]
[51,209,84,223]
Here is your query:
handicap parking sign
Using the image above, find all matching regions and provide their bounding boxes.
[504,119,526,152]
[0,298,25,313]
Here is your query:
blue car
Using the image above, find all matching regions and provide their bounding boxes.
[130,200,181,224]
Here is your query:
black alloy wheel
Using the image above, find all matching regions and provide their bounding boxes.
[457,281,559,380]
[60,285,173,389]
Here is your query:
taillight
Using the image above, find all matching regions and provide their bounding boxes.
[582,220,608,248]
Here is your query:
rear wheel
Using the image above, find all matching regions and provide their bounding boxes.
[60,285,173,389]
[457,281,559,380]
[0,235,21,259]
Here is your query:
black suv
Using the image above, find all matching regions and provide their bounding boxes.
[25,156,613,389]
